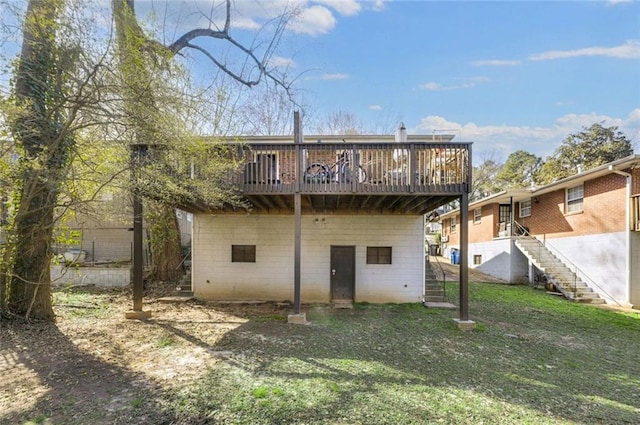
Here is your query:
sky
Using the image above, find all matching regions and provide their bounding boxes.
[277,0,640,162]
[157,0,638,163]
[2,0,639,163]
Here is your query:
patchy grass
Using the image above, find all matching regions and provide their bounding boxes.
[169,284,640,424]
[2,283,639,424]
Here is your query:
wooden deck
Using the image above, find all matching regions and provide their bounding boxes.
[232,141,470,214]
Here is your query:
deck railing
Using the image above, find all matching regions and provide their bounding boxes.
[236,142,471,194]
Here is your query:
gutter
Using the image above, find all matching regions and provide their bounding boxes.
[609,165,632,307]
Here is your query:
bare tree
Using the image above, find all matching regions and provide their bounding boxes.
[111,0,298,281]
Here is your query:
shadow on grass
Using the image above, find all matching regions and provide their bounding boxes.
[0,319,176,425]
[160,287,640,424]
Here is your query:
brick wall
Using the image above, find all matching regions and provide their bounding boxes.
[519,174,626,238]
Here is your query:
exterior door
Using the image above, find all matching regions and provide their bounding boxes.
[330,246,355,300]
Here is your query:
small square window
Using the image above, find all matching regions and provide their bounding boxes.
[176,210,183,219]
[367,247,392,264]
[186,213,193,222]
[519,199,531,218]
[232,245,256,263]
[473,255,482,265]
[473,208,482,223]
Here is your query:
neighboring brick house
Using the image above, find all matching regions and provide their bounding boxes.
[188,131,473,317]
[440,155,640,307]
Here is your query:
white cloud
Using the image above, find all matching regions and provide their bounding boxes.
[370,0,386,12]
[290,5,337,35]
[369,104,383,110]
[268,56,296,68]
[412,109,640,161]
[303,72,349,80]
[321,73,349,80]
[419,77,489,91]
[555,100,574,107]
[529,39,640,61]
[607,0,633,5]
[472,59,521,67]
[472,40,640,67]
[313,0,362,16]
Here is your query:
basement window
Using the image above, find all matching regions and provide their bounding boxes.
[367,247,392,264]
[473,255,482,265]
[232,245,256,263]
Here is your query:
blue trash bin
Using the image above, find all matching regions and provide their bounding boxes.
[451,250,460,265]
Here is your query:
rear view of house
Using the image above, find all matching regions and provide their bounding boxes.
[185,129,473,321]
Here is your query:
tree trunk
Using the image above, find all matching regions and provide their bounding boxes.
[112,0,184,285]
[2,0,69,320]
[147,202,183,282]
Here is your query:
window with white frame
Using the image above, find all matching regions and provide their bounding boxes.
[519,199,531,217]
[566,185,584,213]
[451,216,457,233]
[473,208,482,223]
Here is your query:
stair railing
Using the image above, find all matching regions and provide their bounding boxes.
[425,243,446,299]
[513,221,621,305]
[175,246,192,271]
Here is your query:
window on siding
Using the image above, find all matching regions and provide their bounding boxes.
[232,245,256,263]
[519,199,531,218]
[473,255,482,265]
[367,247,392,264]
[451,216,457,233]
[566,185,584,213]
[473,208,482,223]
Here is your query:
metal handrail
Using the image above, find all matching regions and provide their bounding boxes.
[512,221,621,305]
[175,246,192,271]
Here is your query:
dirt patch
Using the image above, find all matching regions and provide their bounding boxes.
[0,287,291,424]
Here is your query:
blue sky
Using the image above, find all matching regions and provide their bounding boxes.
[2,0,638,163]
[274,0,640,161]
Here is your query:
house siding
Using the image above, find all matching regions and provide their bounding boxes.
[631,232,640,307]
[192,214,424,303]
[469,239,526,282]
[540,232,628,304]
[470,205,496,243]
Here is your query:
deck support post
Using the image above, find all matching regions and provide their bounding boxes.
[455,190,474,330]
[127,144,151,320]
[290,111,306,324]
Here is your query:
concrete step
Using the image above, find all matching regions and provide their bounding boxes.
[332,299,353,309]
[424,296,446,302]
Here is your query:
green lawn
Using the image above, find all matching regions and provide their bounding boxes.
[169,283,640,424]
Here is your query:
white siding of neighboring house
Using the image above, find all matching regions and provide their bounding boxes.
[542,232,628,305]
[192,214,424,303]
[468,239,527,283]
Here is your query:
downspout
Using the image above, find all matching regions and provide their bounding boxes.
[610,166,632,307]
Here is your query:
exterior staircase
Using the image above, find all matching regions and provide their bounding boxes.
[514,236,605,304]
[423,256,446,303]
[176,270,193,296]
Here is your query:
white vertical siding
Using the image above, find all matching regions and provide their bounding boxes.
[192,214,424,303]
